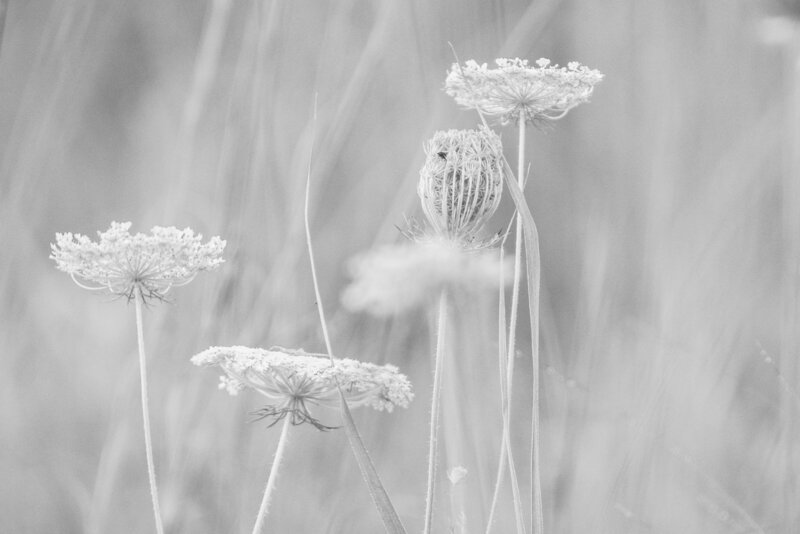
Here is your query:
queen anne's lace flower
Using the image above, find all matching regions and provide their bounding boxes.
[343,129,508,317]
[192,346,413,430]
[445,57,603,124]
[51,221,225,303]
[418,127,503,244]
[342,237,510,316]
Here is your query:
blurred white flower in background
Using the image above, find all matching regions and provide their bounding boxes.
[342,238,510,316]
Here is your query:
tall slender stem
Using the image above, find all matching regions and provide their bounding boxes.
[506,113,544,533]
[506,114,535,533]
[507,116,526,370]
[486,246,525,534]
[519,115,545,534]
[511,115,530,534]
[251,417,292,534]
[423,291,448,534]
[486,256,509,532]
[133,288,165,534]
[506,118,526,434]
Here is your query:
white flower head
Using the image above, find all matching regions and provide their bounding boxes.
[418,127,504,244]
[191,346,414,430]
[445,57,603,125]
[342,237,511,316]
[51,221,226,303]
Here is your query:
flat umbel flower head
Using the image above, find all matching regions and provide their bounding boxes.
[192,346,414,430]
[418,127,503,243]
[445,58,603,125]
[51,221,226,303]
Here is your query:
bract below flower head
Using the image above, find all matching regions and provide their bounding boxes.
[342,237,511,316]
[445,57,603,125]
[191,346,413,430]
[418,127,503,243]
[51,221,225,303]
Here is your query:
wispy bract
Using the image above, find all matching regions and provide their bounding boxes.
[51,221,226,303]
[192,346,413,430]
[445,58,603,124]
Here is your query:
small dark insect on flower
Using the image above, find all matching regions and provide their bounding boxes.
[437,151,447,159]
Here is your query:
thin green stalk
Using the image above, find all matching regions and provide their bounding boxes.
[423,291,448,534]
[251,416,291,534]
[133,288,165,534]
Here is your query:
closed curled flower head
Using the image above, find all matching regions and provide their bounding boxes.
[342,237,510,316]
[418,127,503,244]
[191,346,414,430]
[445,58,603,125]
[51,221,226,303]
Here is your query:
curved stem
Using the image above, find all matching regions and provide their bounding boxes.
[423,291,448,534]
[251,417,292,534]
[134,288,165,534]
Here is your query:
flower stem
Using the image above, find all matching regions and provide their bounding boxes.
[423,291,448,534]
[517,113,544,534]
[504,115,530,534]
[486,246,525,534]
[251,416,291,534]
[133,288,165,534]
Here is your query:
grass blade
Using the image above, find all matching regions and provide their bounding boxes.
[500,159,544,534]
[337,396,408,534]
[303,95,407,534]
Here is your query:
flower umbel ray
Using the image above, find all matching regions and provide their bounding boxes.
[50,221,226,303]
[191,346,414,430]
[445,57,603,125]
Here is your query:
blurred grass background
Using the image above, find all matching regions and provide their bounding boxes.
[1,0,798,532]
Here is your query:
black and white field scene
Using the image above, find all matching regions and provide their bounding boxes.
[2,1,799,533]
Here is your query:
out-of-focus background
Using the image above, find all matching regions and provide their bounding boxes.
[2,0,799,532]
